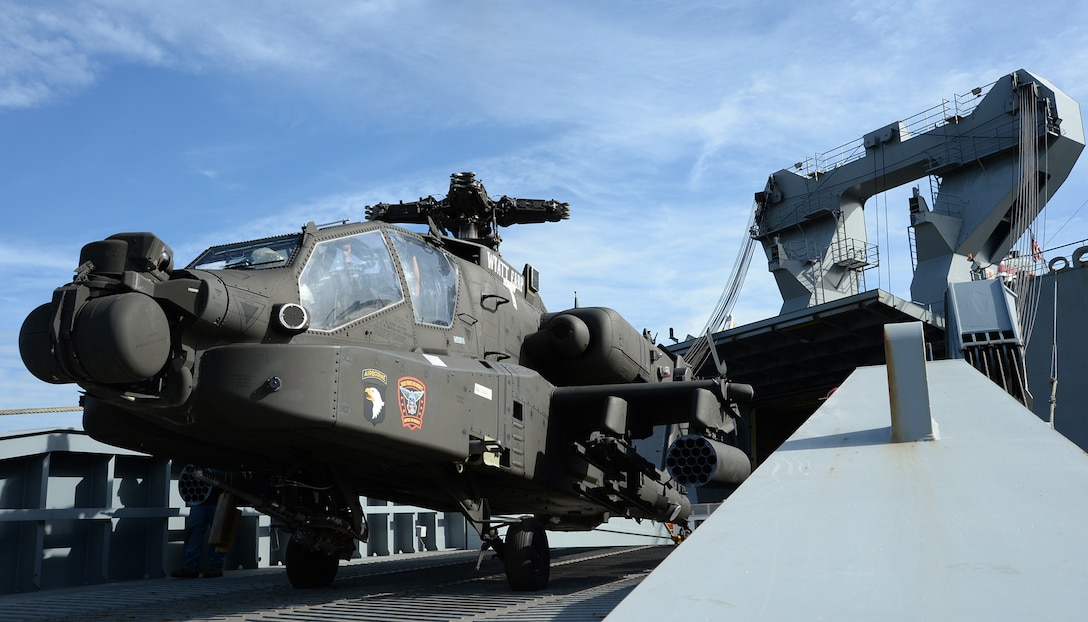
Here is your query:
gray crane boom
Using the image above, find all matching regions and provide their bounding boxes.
[753,69,1084,316]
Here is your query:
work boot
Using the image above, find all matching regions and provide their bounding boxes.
[203,569,224,579]
[171,568,199,579]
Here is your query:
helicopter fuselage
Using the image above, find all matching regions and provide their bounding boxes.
[20,176,751,590]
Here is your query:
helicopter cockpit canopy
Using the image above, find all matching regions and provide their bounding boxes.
[386,229,458,328]
[188,234,301,270]
[299,229,458,331]
[300,230,405,331]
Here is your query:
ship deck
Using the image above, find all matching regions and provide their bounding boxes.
[0,546,672,622]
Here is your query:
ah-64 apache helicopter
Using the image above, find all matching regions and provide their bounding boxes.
[19,172,753,590]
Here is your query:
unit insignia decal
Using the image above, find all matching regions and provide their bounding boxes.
[397,376,426,430]
[362,369,388,425]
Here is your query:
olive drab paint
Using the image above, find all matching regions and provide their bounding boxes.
[19,173,753,592]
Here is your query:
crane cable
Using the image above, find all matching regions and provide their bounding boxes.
[1011,80,1045,350]
[684,204,758,374]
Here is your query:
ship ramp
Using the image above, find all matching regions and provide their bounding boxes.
[613,322,1088,620]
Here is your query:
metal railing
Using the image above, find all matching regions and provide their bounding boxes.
[792,80,996,178]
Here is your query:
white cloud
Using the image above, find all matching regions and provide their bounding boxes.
[0,3,159,108]
[2,0,1088,423]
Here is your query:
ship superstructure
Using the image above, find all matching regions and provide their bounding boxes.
[677,69,1087,468]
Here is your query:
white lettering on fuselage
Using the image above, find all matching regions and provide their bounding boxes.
[474,383,493,400]
[484,250,525,294]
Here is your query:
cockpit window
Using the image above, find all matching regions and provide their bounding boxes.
[387,230,458,327]
[299,230,404,331]
[188,235,301,270]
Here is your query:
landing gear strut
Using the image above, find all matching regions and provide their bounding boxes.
[442,469,552,591]
[196,465,364,590]
[504,518,550,591]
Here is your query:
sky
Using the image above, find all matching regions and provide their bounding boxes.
[2,0,1087,434]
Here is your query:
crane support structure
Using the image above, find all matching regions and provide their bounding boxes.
[753,69,1084,316]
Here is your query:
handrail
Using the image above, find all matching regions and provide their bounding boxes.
[791,80,997,177]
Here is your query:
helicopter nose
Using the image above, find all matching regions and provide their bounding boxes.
[20,292,171,386]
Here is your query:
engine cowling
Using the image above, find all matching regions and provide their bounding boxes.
[522,306,653,386]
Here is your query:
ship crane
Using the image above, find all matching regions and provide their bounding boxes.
[747,70,1084,404]
[753,69,1083,317]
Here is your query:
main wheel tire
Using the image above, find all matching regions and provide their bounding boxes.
[503,518,550,591]
[285,538,340,589]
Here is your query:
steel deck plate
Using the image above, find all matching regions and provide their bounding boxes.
[0,546,672,622]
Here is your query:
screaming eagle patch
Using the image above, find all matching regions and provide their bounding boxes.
[397,376,426,430]
[361,368,388,426]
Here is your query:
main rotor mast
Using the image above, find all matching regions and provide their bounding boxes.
[365,172,570,250]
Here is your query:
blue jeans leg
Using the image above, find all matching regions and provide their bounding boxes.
[183,503,227,571]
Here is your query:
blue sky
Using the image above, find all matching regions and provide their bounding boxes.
[2,0,1087,433]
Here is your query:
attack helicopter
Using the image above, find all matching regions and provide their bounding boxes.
[19,172,753,590]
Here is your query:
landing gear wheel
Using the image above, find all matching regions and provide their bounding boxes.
[503,518,550,591]
[285,538,340,589]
